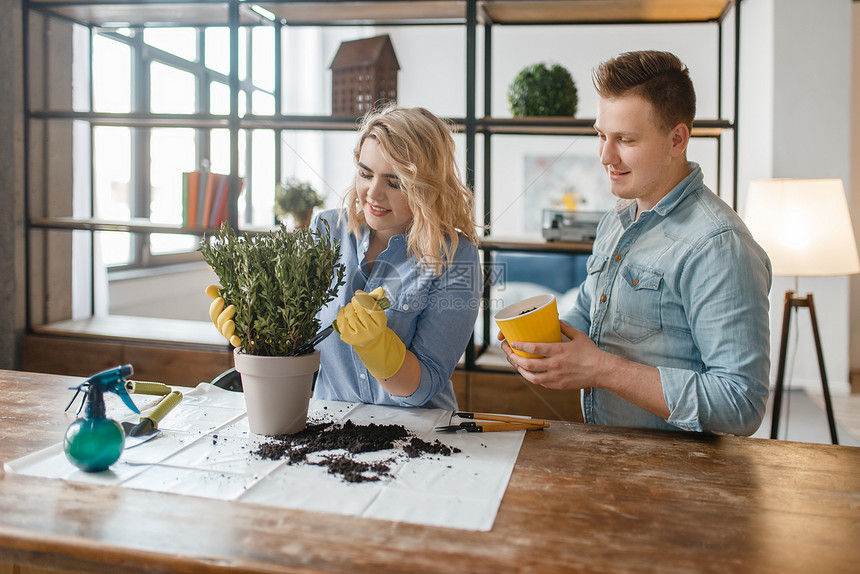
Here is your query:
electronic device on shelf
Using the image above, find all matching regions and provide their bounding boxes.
[541,209,603,242]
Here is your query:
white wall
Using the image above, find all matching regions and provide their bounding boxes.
[851,4,860,379]
[739,0,854,395]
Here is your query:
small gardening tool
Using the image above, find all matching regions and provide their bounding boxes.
[122,390,183,448]
[288,325,334,357]
[435,411,549,433]
[289,293,392,357]
[124,379,172,396]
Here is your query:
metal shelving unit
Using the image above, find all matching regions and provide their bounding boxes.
[23,1,740,371]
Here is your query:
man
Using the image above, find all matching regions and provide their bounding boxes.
[501,51,772,436]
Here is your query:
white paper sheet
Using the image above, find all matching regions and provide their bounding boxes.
[5,384,527,531]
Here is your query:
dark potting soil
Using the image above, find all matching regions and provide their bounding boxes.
[253,419,460,483]
[315,454,396,483]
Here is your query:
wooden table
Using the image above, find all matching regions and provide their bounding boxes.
[1,369,858,573]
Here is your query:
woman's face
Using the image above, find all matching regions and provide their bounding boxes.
[356,137,413,240]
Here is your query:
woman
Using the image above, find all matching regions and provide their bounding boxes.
[312,104,481,410]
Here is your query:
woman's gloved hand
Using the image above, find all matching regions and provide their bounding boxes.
[335,287,405,379]
[205,285,242,348]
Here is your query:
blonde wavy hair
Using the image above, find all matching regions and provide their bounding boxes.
[341,104,479,276]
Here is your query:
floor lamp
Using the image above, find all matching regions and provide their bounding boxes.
[744,179,860,445]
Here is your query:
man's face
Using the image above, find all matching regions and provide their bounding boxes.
[594,94,682,212]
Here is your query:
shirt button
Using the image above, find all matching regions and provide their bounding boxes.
[359,373,366,380]
[402,304,409,311]
[615,254,622,261]
[633,278,639,286]
[601,295,607,303]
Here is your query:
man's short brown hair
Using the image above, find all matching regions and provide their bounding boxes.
[592,50,696,133]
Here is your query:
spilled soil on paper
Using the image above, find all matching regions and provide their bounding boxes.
[253,420,460,483]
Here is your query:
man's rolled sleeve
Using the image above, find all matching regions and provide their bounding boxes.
[660,230,771,436]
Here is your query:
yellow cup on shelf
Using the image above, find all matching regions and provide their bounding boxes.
[494,294,561,358]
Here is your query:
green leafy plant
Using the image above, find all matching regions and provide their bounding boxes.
[275,177,326,228]
[507,63,578,118]
[199,221,345,357]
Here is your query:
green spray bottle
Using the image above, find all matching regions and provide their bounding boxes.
[63,364,139,472]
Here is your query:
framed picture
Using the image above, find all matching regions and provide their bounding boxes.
[522,154,611,233]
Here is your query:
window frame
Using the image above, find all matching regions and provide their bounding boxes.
[92,25,273,273]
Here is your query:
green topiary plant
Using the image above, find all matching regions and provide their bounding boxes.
[275,177,326,228]
[199,220,345,357]
[507,63,578,118]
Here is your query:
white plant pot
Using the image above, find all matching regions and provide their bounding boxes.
[233,348,320,436]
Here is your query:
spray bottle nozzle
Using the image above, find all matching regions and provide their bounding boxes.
[64,364,140,415]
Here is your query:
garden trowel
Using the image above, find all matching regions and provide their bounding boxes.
[121,390,183,448]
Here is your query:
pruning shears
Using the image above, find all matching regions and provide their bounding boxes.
[435,412,550,433]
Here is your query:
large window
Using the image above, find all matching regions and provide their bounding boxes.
[87,25,277,270]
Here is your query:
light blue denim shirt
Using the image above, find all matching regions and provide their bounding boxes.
[311,209,481,410]
[561,164,772,435]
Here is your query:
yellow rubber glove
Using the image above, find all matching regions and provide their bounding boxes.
[335,288,406,380]
[205,284,242,348]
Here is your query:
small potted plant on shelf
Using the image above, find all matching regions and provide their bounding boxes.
[199,221,345,435]
[507,62,578,118]
[275,177,326,228]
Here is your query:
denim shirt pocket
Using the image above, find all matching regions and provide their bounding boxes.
[612,264,663,343]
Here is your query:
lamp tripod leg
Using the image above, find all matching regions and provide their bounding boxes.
[770,291,793,440]
[805,294,839,445]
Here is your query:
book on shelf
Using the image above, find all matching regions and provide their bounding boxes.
[182,170,244,229]
[196,163,208,229]
[201,172,219,227]
[185,171,200,228]
[209,174,229,227]
[181,171,190,227]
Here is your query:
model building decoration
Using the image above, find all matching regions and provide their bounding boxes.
[330,34,399,117]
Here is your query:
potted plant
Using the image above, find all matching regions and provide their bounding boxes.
[507,62,578,118]
[274,177,326,228]
[199,221,345,435]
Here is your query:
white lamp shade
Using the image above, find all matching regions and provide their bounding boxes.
[743,178,860,277]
